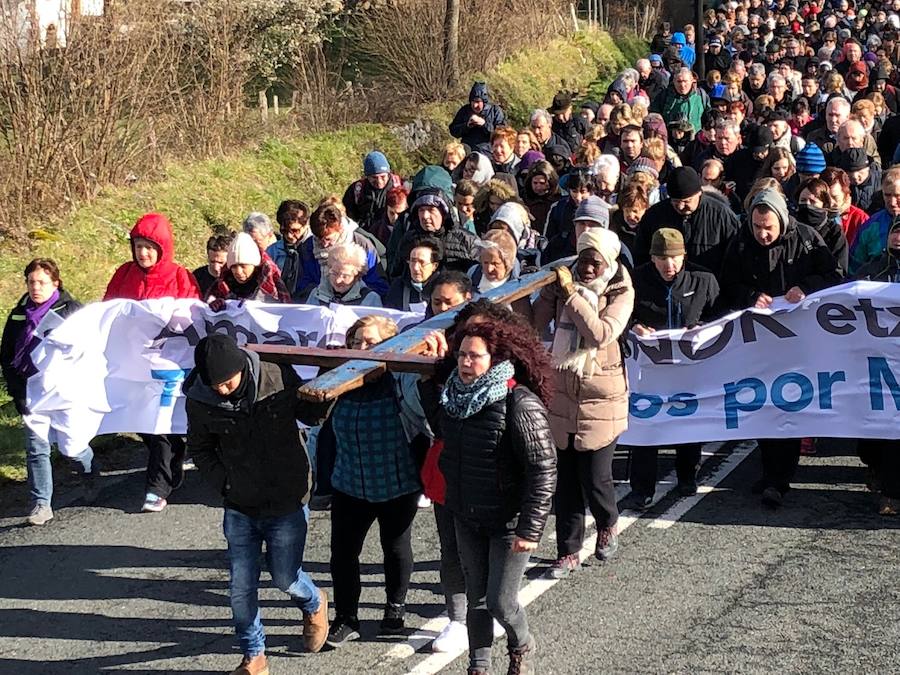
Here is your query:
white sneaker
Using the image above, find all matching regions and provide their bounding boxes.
[417,494,432,509]
[493,619,506,639]
[27,503,53,526]
[141,493,167,513]
[432,620,468,653]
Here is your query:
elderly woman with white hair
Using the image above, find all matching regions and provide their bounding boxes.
[590,154,621,202]
[468,229,532,321]
[532,228,634,579]
[306,242,383,307]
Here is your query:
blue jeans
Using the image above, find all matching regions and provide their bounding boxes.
[223,506,320,657]
[25,421,93,507]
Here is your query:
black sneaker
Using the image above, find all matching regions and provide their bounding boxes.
[379,602,406,635]
[675,481,698,497]
[326,616,360,648]
[761,486,783,508]
[624,492,653,510]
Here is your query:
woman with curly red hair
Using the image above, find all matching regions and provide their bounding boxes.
[433,318,556,675]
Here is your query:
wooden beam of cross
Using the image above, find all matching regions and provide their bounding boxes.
[282,265,562,402]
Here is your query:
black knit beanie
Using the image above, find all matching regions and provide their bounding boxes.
[666,167,702,200]
[195,334,246,386]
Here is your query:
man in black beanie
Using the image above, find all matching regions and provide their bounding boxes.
[633,166,740,277]
[184,334,331,674]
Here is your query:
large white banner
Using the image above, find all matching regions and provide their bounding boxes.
[23,282,900,454]
[27,299,421,455]
[620,281,900,445]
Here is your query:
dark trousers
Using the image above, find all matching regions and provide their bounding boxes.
[758,438,801,493]
[454,516,531,670]
[329,490,418,619]
[554,436,618,557]
[629,443,702,498]
[140,433,185,498]
[857,439,900,499]
[434,503,467,622]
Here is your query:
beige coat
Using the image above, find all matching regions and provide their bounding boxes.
[533,266,635,451]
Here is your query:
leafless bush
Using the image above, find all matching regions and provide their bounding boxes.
[350,0,568,106]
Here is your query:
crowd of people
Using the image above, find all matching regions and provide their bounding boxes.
[3,2,900,673]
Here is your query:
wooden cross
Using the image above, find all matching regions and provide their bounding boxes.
[246,266,562,402]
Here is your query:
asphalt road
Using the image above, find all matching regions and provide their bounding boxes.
[1,441,899,675]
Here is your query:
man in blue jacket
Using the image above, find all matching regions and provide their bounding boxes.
[449,82,506,150]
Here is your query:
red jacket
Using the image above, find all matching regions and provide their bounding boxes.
[104,213,201,301]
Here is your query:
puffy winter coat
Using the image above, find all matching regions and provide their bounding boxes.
[438,385,557,542]
[104,213,201,301]
[532,265,635,451]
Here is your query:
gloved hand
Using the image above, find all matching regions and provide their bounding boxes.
[554,266,576,299]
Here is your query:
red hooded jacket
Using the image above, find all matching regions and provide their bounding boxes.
[103,213,201,301]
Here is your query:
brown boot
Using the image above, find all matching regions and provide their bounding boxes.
[303,588,329,653]
[230,653,269,675]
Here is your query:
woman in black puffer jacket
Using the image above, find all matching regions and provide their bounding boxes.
[434,318,556,675]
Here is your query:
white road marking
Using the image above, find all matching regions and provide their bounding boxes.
[390,441,747,673]
[648,441,756,530]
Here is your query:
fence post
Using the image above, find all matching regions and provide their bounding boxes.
[569,2,578,32]
[273,94,279,116]
[258,91,268,123]
[291,90,300,112]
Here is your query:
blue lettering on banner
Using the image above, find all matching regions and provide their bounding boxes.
[151,369,190,406]
[629,392,699,419]
[868,357,900,411]
[723,377,767,429]
[770,372,814,413]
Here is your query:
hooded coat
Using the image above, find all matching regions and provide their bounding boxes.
[850,209,899,274]
[448,82,507,149]
[396,191,478,275]
[532,265,635,451]
[104,213,201,301]
[719,192,842,309]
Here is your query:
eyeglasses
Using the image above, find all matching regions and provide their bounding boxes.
[455,351,490,364]
[283,227,306,235]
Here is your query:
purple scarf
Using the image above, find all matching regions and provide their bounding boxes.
[11,289,59,378]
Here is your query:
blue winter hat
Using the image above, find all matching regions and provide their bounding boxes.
[671,32,686,46]
[710,83,728,101]
[649,54,663,64]
[795,143,826,174]
[363,151,391,176]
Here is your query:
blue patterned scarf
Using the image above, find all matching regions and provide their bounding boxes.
[440,360,515,419]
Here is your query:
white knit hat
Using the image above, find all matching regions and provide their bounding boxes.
[227,232,262,268]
